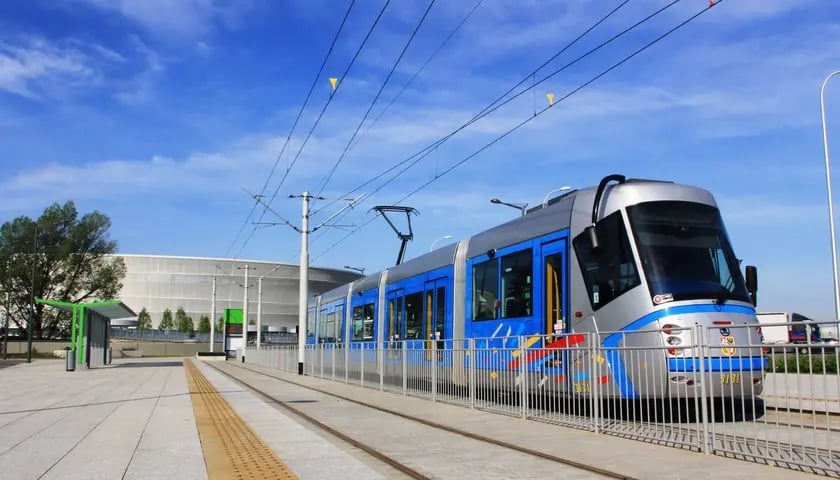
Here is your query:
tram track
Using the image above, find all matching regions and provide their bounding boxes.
[220,361,840,478]
[210,361,640,480]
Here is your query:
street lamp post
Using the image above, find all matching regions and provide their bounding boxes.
[27,222,37,363]
[821,70,840,323]
[542,186,572,208]
[430,235,453,252]
[490,198,528,216]
[344,265,365,275]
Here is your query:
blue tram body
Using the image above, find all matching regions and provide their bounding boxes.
[305,174,766,400]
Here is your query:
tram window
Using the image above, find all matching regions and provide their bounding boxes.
[351,303,375,341]
[404,292,423,339]
[317,310,327,342]
[501,249,532,318]
[363,303,374,339]
[387,299,397,341]
[435,286,445,338]
[307,308,315,338]
[472,259,499,320]
[573,210,640,310]
[323,312,337,343]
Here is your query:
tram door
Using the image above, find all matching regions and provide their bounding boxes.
[541,240,568,340]
[424,279,446,361]
[385,289,403,358]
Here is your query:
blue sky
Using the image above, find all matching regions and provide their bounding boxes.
[2,0,840,320]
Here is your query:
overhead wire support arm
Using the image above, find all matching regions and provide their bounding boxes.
[310,193,365,233]
[244,188,301,233]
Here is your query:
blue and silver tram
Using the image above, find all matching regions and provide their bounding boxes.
[306,174,766,399]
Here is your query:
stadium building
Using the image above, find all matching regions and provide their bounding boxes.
[112,254,361,332]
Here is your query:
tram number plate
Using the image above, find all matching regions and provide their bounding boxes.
[721,373,741,385]
[573,382,591,393]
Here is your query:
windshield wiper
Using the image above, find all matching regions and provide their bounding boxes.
[715,287,728,305]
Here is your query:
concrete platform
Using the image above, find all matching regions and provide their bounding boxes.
[0,357,827,479]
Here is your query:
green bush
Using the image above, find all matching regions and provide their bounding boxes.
[767,353,837,374]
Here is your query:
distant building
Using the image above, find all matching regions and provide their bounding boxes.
[111,254,361,331]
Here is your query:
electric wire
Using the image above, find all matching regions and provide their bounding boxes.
[258,0,393,214]
[310,0,635,216]
[344,0,485,161]
[232,0,391,259]
[222,0,357,259]
[313,0,436,202]
[311,0,722,262]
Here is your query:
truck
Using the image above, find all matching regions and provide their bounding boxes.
[756,312,836,353]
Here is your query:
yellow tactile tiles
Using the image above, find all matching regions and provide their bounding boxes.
[184,359,298,480]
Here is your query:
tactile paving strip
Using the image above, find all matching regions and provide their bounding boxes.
[184,359,298,480]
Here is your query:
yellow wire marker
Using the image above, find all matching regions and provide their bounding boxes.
[546,93,555,106]
[329,77,338,92]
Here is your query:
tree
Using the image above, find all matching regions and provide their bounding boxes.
[0,201,126,339]
[215,316,224,333]
[176,307,194,333]
[137,307,152,330]
[198,315,210,333]
[159,308,174,331]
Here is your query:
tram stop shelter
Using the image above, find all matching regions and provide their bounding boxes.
[36,298,137,369]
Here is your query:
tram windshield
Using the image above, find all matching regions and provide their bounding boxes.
[627,201,750,304]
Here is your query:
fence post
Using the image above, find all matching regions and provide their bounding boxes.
[360,342,365,387]
[431,339,438,402]
[591,333,600,434]
[696,325,711,454]
[519,335,527,418]
[380,341,385,392]
[469,338,476,409]
[402,341,408,396]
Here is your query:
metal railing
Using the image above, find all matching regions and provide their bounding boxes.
[243,321,840,476]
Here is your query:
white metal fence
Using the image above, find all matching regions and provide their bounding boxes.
[243,321,840,476]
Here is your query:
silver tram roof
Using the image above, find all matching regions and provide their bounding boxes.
[312,176,719,299]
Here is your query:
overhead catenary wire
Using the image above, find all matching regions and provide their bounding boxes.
[313,0,437,202]
[223,0,358,259]
[343,0,485,161]
[310,0,635,216]
[311,0,722,263]
[257,0,393,216]
[232,0,392,260]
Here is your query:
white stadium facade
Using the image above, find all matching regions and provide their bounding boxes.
[112,254,362,332]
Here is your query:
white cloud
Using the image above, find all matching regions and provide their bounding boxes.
[0,37,96,98]
[114,36,165,105]
[79,0,255,38]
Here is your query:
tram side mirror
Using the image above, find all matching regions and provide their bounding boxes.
[745,265,758,306]
[585,224,600,251]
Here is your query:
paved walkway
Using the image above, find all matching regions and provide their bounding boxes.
[0,359,206,480]
[0,358,394,480]
[0,357,830,479]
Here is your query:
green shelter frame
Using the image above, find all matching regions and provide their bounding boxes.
[36,298,136,367]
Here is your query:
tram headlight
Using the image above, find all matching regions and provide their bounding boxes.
[662,323,680,335]
[666,336,682,346]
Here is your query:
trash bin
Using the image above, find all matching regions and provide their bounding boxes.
[65,347,75,372]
